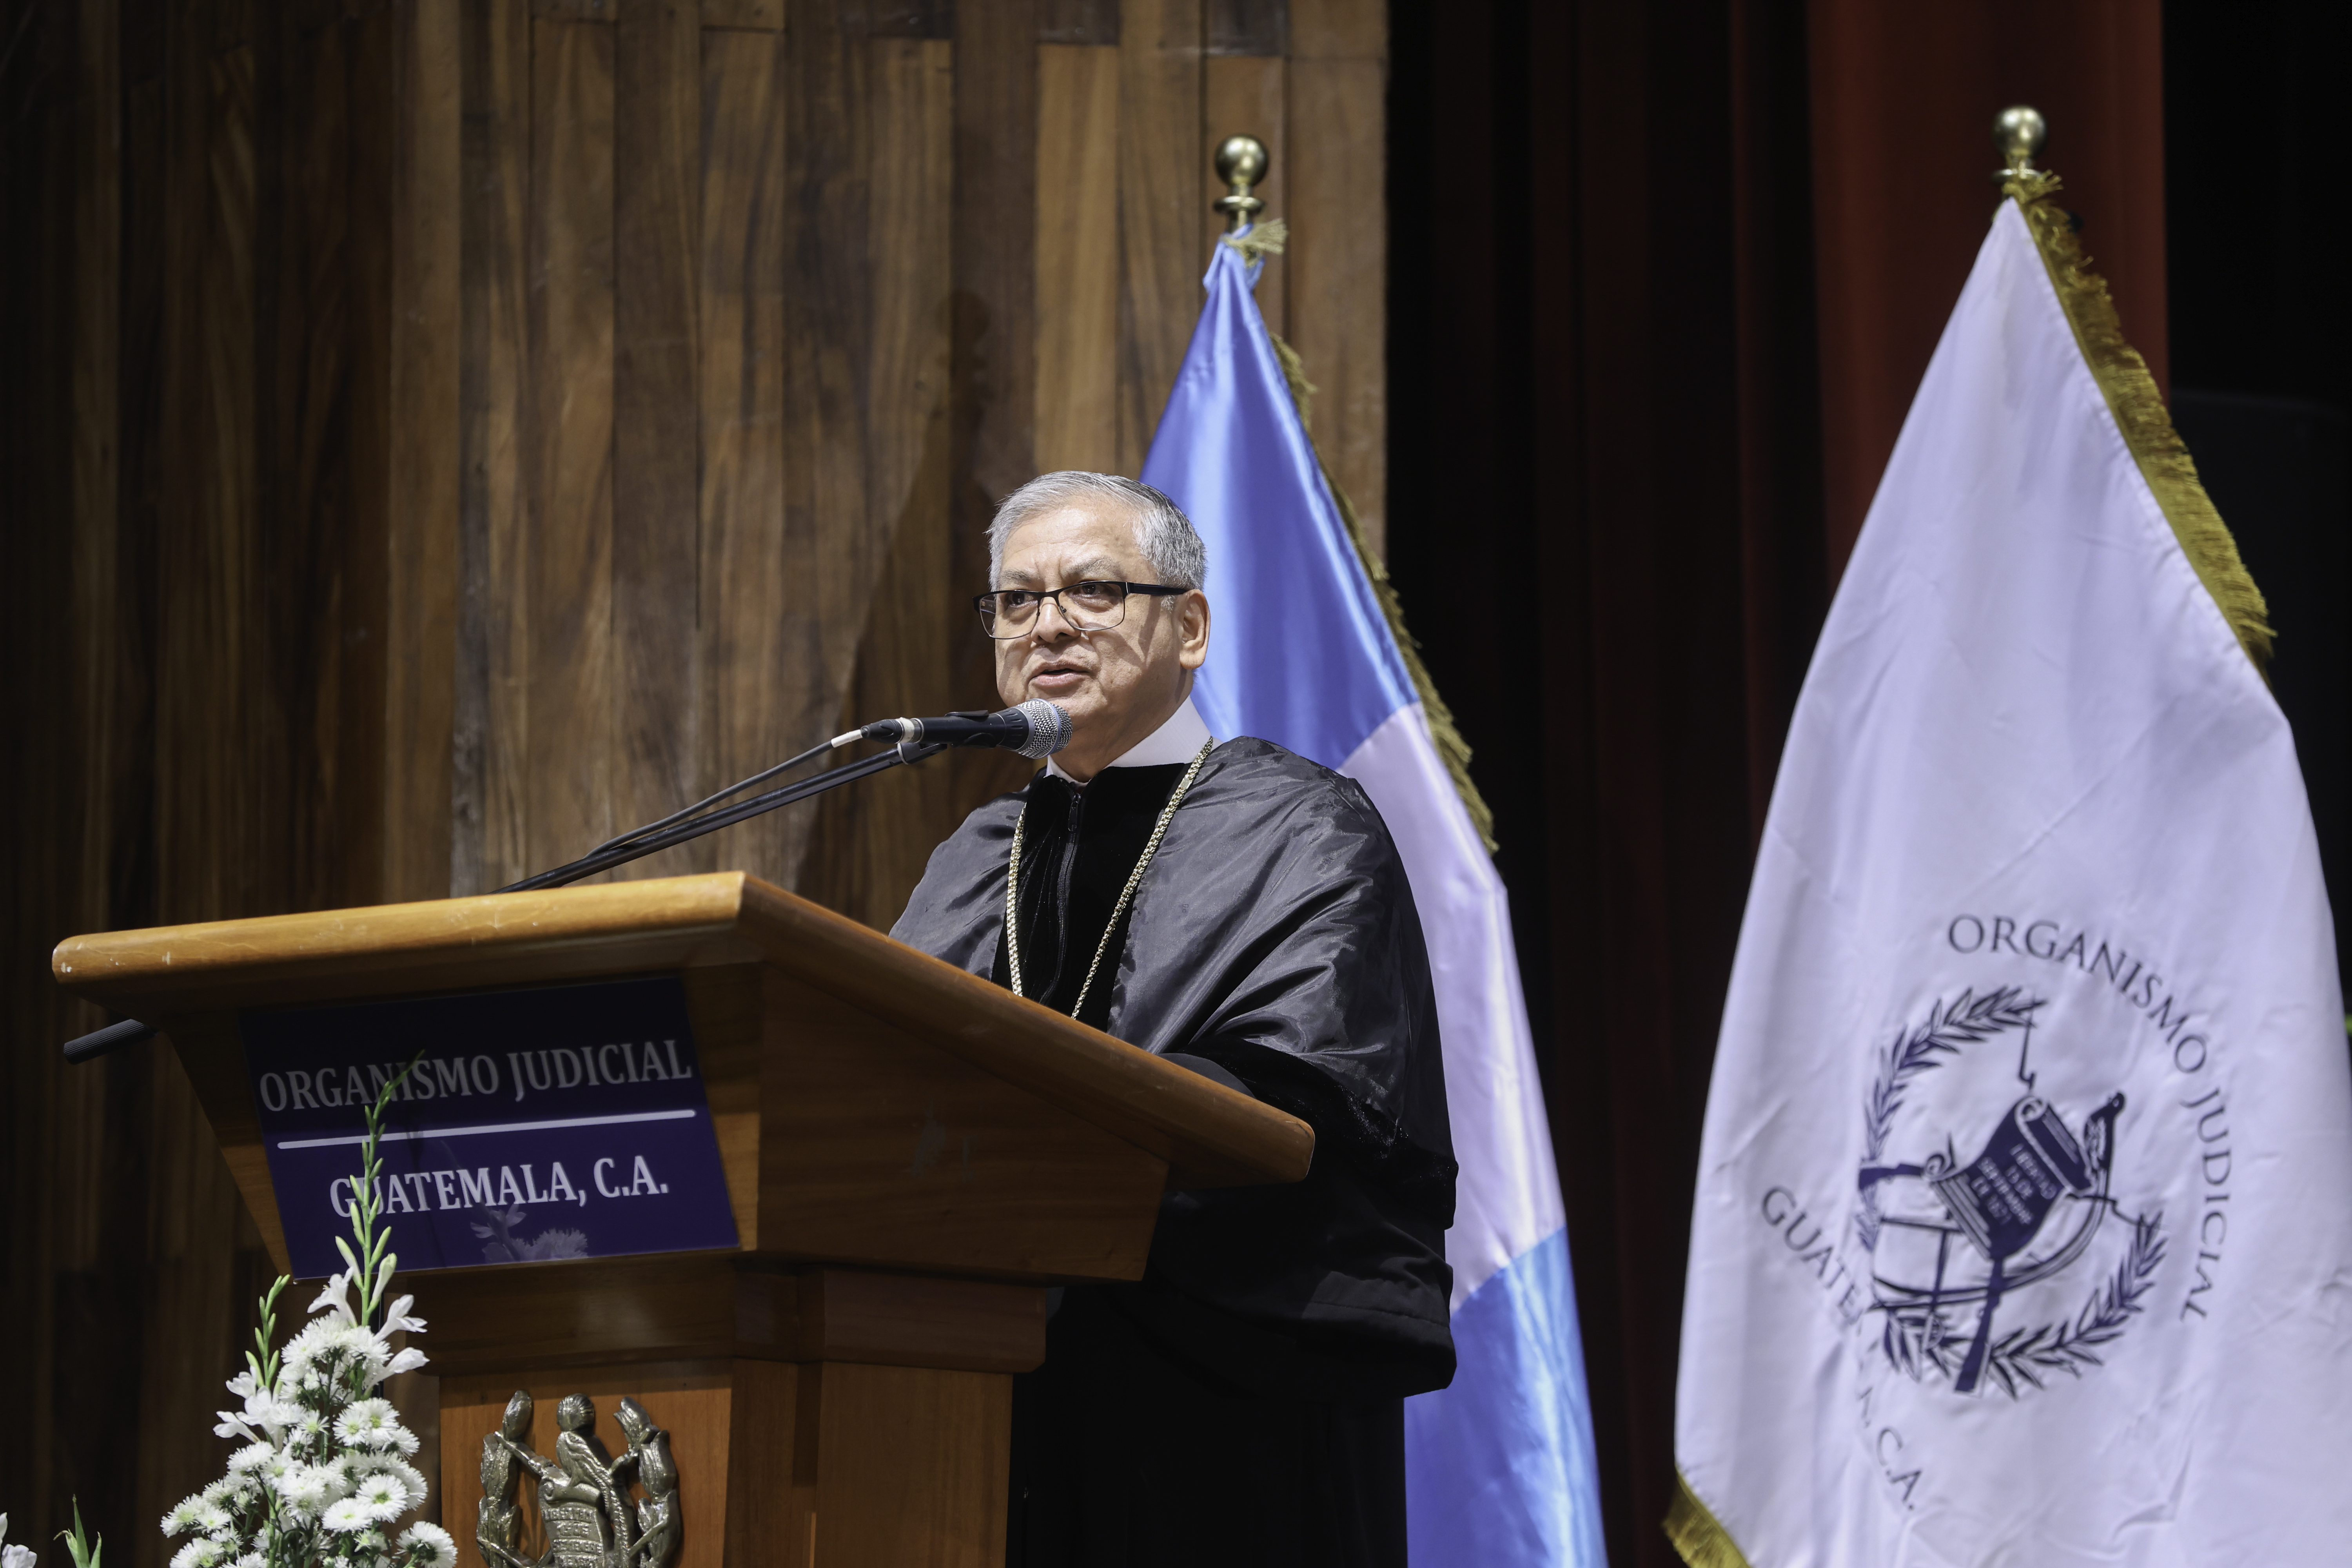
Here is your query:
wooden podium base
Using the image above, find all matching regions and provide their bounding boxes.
[429,1258,1045,1568]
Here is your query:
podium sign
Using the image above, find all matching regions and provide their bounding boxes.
[241,976,738,1276]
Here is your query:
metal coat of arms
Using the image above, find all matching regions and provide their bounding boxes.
[476,1392,680,1568]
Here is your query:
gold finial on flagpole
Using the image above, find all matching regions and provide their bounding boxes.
[1214,135,1269,232]
[1994,105,2047,175]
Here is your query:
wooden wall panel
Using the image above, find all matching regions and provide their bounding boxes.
[866,38,957,537]
[706,0,785,26]
[72,0,123,947]
[155,28,265,927]
[699,26,800,885]
[383,0,463,903]
[1115,0,1206,475]
[0,3,1390,1554]
[614,0,708,878]
[782,0,884,772]
[953,0,1038,512]
[1034,44,1122,474]
[1285,0,1385,552]
[277,13,356,916]
[799,32,963,928]
[946,0,1043,837]
[347,1,397,911]
[455,0,531,895]
[526,15,620,873]
[9,0,86,1542]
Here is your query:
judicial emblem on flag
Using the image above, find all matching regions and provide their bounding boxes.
[1849,973,2151,1406]
[1740,901,2256,1518]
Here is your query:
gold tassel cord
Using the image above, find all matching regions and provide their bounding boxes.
[1664,1473,1756,1568]
[1266,325,1499,854]
[2004,169,2274,674]
[1222,216,1289,265]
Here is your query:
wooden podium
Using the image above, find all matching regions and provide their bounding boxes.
[52,872,1314,1568]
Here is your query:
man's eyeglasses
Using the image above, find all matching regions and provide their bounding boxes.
[974,580,1189,639]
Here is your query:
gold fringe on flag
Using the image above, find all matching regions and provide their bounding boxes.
[1664,1472,1755,1568]
[2005,168,2274,674]
[1266,326,1499,853]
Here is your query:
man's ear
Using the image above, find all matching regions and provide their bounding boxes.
[1178,590,1210,671]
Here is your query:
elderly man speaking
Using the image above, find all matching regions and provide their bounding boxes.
[891,472,1456,1566]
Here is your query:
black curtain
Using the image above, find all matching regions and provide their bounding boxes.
[2166,0,2352,990]
[1387,4,1826,1563]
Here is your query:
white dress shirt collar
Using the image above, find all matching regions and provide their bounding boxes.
[1045,695,1213,784]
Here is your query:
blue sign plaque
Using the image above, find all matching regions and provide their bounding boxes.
[241,975,739,1277]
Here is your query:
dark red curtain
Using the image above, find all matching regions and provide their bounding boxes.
[1808,0,2168,571]
[1387,3,2168,1563]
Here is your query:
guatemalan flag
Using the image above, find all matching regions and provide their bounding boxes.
[1143,232,1609,1567]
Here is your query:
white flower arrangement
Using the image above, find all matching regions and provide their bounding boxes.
[1,1511,43,1568]
[165,1060,455,1568]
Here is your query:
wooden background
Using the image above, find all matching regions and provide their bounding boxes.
[0,0,1383,1556]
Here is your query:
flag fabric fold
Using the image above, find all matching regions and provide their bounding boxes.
[1673,185,2352,1566]
[1143,234,1607,1568]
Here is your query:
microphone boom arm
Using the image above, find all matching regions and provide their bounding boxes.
[498,739,950,893]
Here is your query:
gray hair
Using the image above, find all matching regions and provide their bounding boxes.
[987,472,1207,592]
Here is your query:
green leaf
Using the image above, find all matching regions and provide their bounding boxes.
[57,1496,101,1568]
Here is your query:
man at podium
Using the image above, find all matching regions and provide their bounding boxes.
[893,472,1456,1567]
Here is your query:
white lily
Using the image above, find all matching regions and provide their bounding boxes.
[215,1370,292,1443]
[307,1269,359,1327]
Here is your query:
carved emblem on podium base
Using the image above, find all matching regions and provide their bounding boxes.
[477,1392,679,1568]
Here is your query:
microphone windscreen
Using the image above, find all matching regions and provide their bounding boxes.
[1010,699,1073,758]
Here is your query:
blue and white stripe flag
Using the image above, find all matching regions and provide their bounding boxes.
[1143,233,1609,1567]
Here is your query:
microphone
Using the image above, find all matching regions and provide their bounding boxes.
[852,699,1072,759]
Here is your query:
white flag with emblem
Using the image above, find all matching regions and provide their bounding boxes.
[1671,174,2352,1566]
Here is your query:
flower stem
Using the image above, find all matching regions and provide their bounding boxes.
[343,1053,426,1333]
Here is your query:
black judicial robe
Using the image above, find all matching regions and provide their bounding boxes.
[890,737,1456,1568]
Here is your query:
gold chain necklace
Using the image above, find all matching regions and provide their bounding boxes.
[1005,737,1215,1020]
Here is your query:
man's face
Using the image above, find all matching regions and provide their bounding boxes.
[992,499,1210,781]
